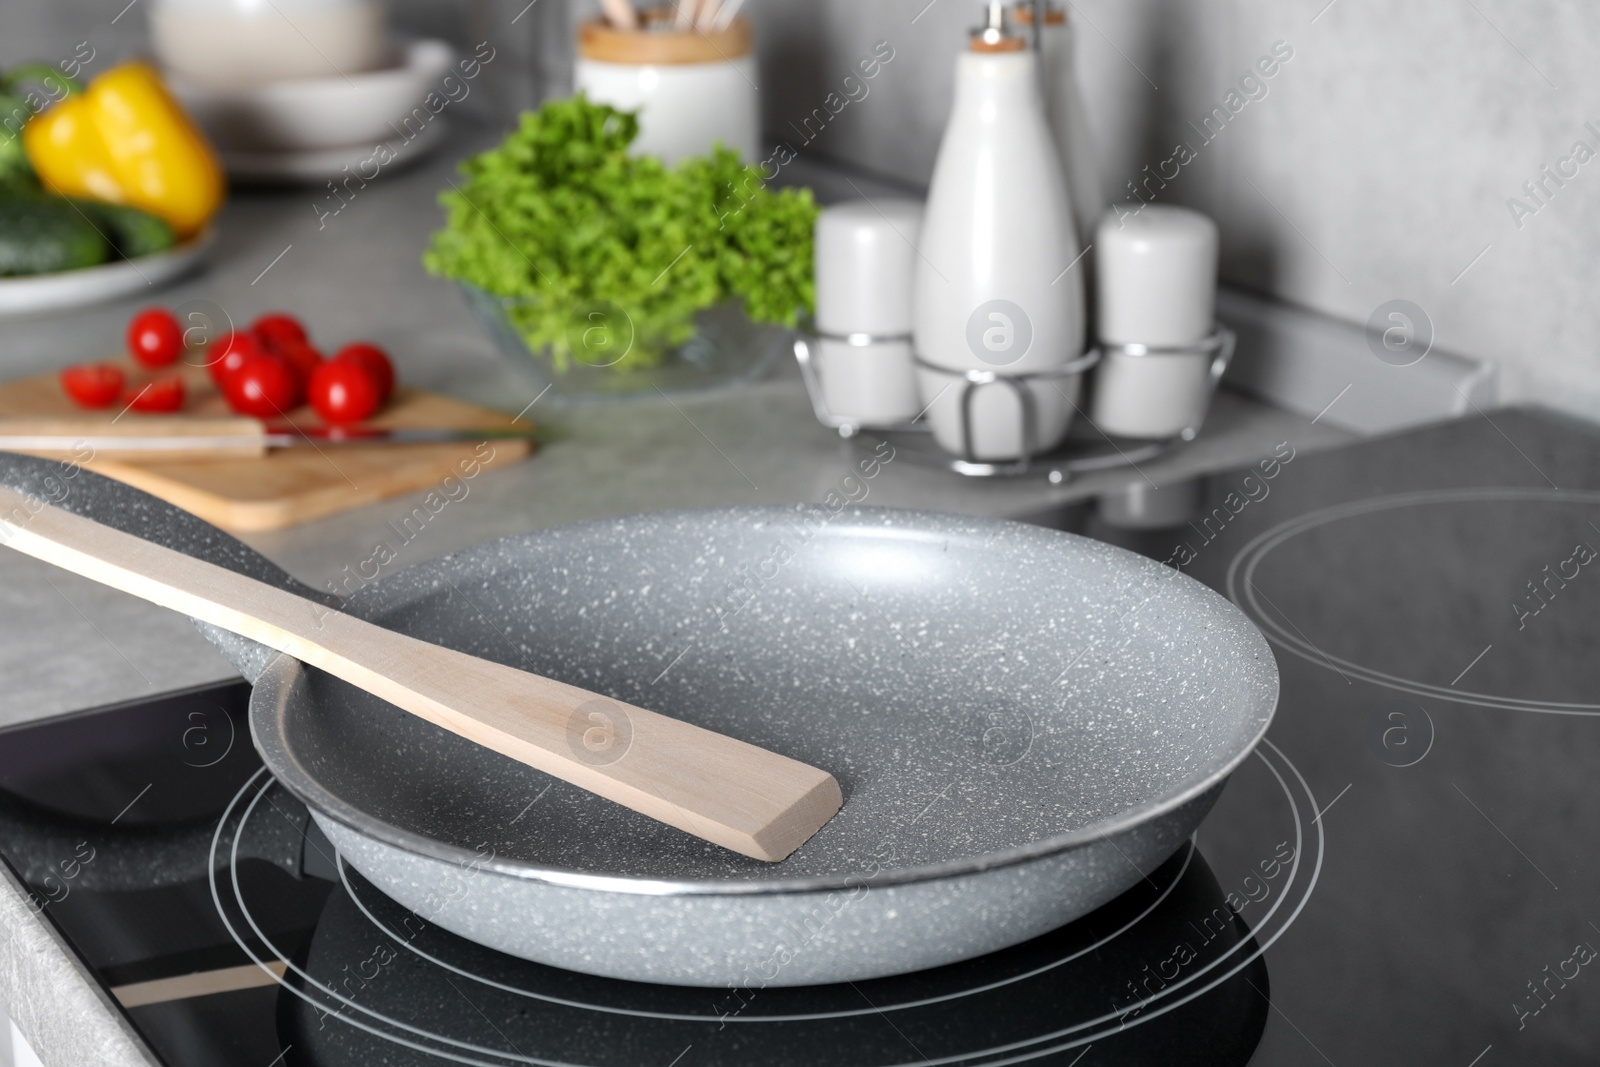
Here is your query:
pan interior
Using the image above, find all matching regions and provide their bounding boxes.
[258,507,1276,884]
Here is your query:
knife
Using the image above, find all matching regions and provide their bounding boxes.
[0,417,545,461]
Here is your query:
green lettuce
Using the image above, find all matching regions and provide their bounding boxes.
[424,95,816,372]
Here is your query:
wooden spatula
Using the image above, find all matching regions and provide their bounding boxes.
[0,486,842,861]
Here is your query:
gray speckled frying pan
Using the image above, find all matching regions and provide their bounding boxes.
[0,454,1277,988]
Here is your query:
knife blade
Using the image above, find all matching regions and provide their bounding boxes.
[258,424,547,445]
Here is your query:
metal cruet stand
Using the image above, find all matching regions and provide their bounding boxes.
[793,0,1236,484]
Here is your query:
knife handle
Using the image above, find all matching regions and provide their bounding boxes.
[0,417,269,461]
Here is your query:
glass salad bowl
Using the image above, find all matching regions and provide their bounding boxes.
[459,284,789,405]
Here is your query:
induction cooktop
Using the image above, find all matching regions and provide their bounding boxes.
[2,406,1597,1065]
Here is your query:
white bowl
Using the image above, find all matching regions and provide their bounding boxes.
[168,39,454,153]
[152,0,389,87]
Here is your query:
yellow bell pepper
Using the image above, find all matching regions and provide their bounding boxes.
[23,62,224,239]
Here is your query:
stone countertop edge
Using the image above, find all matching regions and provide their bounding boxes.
[0,860,156,1067]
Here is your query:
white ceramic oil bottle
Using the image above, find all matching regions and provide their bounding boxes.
[1016,0,1106,252]
[913,2,1085,461]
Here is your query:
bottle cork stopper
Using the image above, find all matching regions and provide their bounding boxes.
[970,35,1028,52]
[969,1,1026,52]
[1013,4,1067,26]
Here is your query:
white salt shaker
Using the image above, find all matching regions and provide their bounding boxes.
[813,200,924,427]
[1090,204,1220,439]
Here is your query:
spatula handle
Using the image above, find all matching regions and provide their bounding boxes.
[0,487,841,861]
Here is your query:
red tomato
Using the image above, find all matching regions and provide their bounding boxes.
[206,331,262,387]
[333,342,394,401]
[126,308,184,368]
[60,363,126,408]
[127,376,187,413]
[252,313,308,352]
[308,360,381,424]
[278,342,324,388]
[226,355,301,417]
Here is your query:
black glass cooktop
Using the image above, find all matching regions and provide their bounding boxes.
[3,406,1598,1065]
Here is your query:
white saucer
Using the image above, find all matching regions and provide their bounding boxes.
[220,116,449,185]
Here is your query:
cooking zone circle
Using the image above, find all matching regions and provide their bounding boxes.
[1227,488,1600,715]
[208,740,1322,1066]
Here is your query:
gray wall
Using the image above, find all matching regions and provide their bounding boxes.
[8,0,1598,416]
[742,0,1600,419]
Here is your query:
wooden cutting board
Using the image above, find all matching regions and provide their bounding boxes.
[0,362,534,532]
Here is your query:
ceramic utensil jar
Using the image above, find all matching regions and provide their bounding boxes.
[1090,204,1221,439]
[575,12,759,166]
[913,5,1086,461]
[151,0,390,88]
[813,200,925,427]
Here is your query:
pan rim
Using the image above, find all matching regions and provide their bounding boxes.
[250,506,1279,898]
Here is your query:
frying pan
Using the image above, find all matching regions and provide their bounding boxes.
[0,453,1277,987]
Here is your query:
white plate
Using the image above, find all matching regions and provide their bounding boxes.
[218,116,448,185]
[168,39,455,154]
[0,229,214,321]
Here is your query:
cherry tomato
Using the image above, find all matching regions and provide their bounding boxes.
[206,331,262,387]
[333,342,394,401]
[126,376,187,413]
[278,342,324,389]
[251,313,308,352]
[308,360,381,424]
[127,308,184,368]
[226,355,301,417]
[60,363,126,408]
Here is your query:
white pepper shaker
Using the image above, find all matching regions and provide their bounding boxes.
[1090,204,1220,439]
[813,200,924,427]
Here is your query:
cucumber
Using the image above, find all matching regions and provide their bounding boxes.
[0,194,107,275]
[0,93,32,189]
[71,199,176,259]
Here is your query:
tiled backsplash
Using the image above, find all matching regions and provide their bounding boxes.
[747,0,1600,419]
[8,0,1593,417]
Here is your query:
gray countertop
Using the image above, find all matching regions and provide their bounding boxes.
[0,121,1353,729]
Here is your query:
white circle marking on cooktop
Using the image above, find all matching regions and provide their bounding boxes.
[1228,487,1600,715]
[206,739,1322,1066]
